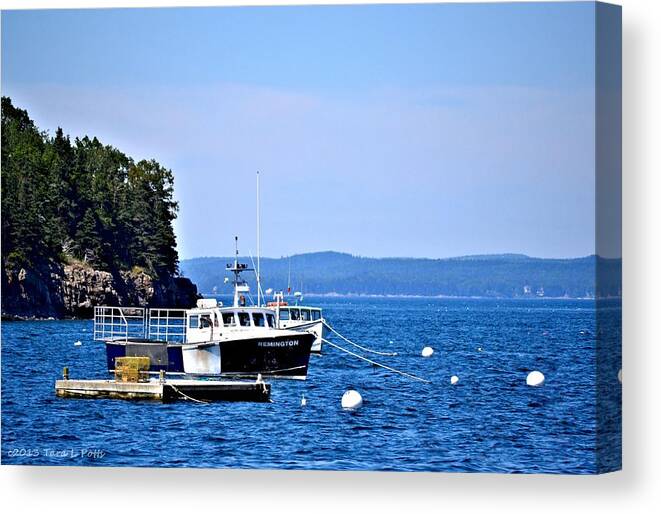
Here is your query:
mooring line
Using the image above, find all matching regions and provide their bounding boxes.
[323,322,398,357]
[264,365,306,374]
[168,384,210,404]
[321,338,431,384]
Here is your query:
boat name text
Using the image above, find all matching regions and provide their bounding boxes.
[257,340,299,348]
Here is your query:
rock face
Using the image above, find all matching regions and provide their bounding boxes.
[2,261,198,319]
[1,261,65,318]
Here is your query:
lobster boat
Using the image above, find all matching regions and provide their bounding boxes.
[95,244,314,379]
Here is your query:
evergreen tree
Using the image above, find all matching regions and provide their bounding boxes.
[1,96,182,277]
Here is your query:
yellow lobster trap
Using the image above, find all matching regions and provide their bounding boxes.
[114,356,150,383]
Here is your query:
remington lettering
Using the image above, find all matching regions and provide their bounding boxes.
[257,340,299,348]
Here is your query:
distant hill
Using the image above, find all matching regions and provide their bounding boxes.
[180,252,621,299]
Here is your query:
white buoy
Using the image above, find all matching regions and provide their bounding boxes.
[341,389,363,409]
[74,341,82,346]
[450,375,459,385]
[421,346,434,357]
[526,370,545,387]
[477,347,483,352]
[618,369,622,383]
[301,394,307,406]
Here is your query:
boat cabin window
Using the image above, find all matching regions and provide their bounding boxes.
[301,309,311,321]
[189,314,199,329]
[252,312,266,327]
[200,314,213,329]
[222,312,236,326]
[311,310,321,321]
[290,308,301,321]
[279,309,290,321]
[266,313,275,328]
[238,312,251,327]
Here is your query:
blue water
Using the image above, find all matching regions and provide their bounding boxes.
[1,297,621,473]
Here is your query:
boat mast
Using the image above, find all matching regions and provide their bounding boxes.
[233,236,240,308]
[256,171,261,307]
[287,256,291,294]
[228,236,253,308]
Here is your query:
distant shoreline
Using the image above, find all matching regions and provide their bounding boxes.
[182,253,621,300]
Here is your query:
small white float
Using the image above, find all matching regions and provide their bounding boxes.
[526,370,545,387]
[341,389,363,409]
[450,375,459,385]
[74,341,82,346]
[301,394,307,406]
[421,346,434,358]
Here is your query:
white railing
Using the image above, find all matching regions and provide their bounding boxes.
[93,306,187,343]
[147,308,187,343]
[93,306,146,342]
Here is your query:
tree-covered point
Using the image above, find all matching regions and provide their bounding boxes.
[1,97,180,277]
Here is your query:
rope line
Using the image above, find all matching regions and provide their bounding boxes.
[322,338,431,384]
[168,384,210,404]
[263,365,306,374]
[323,322,398,357]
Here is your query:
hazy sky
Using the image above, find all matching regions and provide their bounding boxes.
[2,2,598,259]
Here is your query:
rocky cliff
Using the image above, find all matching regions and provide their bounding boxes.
[1,260,199,319]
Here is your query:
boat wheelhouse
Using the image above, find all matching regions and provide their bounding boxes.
[266,295,326,353]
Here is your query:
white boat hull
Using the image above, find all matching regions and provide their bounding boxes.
[280,319,325,353]
[182,342,221,375]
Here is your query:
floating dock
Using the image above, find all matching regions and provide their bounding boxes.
[55,378,271,403]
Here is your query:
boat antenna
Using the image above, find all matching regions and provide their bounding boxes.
[233,235,239,307]
[287,256,291,294]
[256,171,261,307]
